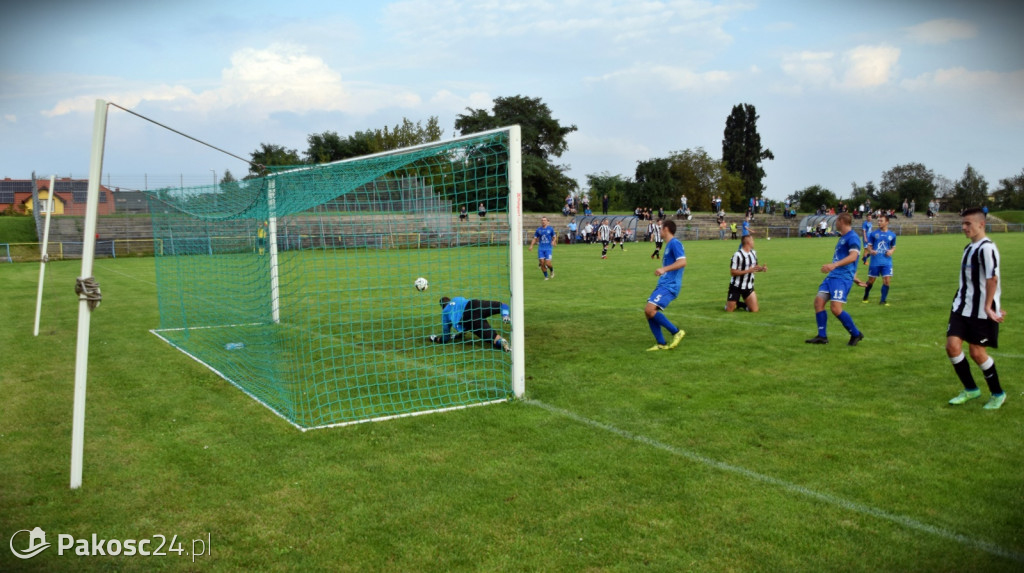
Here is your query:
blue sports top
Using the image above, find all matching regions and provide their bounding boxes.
[828,230,861,281]
[441,297,470,336]
[534,226,556,248]
[658,238,686,294]
[867,229,897,266]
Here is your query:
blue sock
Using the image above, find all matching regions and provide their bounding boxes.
[816,311,828,337]
[653,311,678,335]
[647,318,667,345]
[543,271,548,278]
[837,311,861,336]
[880,285,889,302]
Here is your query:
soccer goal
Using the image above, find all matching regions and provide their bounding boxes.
[143,128,525,430]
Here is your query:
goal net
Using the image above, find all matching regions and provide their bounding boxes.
[146,127,524,430]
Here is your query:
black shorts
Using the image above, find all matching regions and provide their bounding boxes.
[947,311,999,348]
[727,284,754,302]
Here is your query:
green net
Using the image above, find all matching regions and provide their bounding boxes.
[146,130,515,429]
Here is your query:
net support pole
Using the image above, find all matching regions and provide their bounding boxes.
[507,125,525,398]
[70,100,108,489]
[268,179,281,324]
[34,175,57,336]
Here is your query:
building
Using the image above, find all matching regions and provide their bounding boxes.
[0,178,116,216]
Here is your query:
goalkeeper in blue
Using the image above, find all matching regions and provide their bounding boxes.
[806,212,866,346]
[430,296,511,352]
[644,220,687,351]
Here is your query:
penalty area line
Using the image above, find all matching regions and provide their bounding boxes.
[526,399,1023,564]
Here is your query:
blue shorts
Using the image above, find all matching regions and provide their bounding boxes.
[817,277,854,304]
[648,286,678,310]
[868,264,893,278]
[537,248,553,261]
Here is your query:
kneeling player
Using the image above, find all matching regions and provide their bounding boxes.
[430,296,511,352]
[725,235,766,312]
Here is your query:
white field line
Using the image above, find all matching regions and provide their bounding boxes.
[527,399,1024,564]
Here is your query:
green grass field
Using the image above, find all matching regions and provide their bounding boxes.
[2,233,1022,572]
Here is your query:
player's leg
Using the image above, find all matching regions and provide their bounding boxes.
[744,290,759,312]
[601,240,608,258]
[645,289,683,349]
[829,291,863,345]
[946,332,981,403]
[807,288,830,343]
[725,284,739,312]
[538,256,548,279]
[546,254,554,279]
[967,325,1004,408]
[462,300,507,351]
[862,275,876,302]
[880,272,891,304]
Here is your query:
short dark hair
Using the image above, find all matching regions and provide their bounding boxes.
[836,212,852,226]
[741,234,753,245]
[662,219,676,234]
[961,207,985,218]
[439,296,451,307]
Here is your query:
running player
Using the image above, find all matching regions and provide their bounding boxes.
[597,219,611,259]
[612,220,626,251]
[650,219,664,260]
[726,235,767,312]
[528,216,557,280]
[644,220,687,351]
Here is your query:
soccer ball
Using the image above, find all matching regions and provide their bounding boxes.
[414,277,429,291]
[767,237,771,241]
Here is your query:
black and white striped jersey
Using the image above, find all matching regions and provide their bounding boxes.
[730,249,758,290]
[951,238,1001,319]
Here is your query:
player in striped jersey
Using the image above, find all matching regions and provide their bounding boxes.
[612,221,626,251]
[597,219,611,259]
[650,219,664,260]
[946,208,1006,410]
[725,235,767,312]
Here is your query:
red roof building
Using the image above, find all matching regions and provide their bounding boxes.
[0,178,116,216]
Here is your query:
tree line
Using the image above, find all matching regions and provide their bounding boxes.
[239,95,1023,214]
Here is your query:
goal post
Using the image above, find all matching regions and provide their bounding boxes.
[147,126,525,430]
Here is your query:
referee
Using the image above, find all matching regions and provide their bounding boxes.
[725,235,767,312]
[945,208,1006,410]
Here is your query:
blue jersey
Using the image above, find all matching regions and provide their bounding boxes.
[862,221,872,237]
[534,226,556,249]
[828,230,861,282]
[867,229,897,266]
[741,220,750,236]
[441,297,470,336]
[658,238,686,295]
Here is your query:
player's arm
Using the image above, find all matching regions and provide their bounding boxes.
[984,274,1005,323]
[656,257,686,276]
[821,249,859,273]
[528,235,537,250]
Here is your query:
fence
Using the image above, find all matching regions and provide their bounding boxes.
[1,239,159,263]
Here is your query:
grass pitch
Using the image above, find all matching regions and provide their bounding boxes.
[1,232,1022,572]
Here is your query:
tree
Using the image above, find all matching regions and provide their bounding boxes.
[374,117,443,151]
[787,185,838,214]
[248,143,302,178]
[304,130,379,164]
[848,181,878,208]
[455,95,578,211]
[631,157,676,209]
[586,172,632,212]
[992,169,1024,210]
[947,164,989,212]
[721,103,774,204]
[879,162,935,211]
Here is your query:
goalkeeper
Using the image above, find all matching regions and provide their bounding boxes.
[430,296,511,352]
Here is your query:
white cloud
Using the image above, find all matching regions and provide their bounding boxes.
[780,51,835,87]
[779,45,899,91]
[3,114,16,123]
[905,18,977,45]
[40,44,424,119]
[587,63,732,91]
[840,44,900,89]
[901,67,1024,119]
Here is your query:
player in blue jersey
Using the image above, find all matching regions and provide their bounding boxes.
[644,220,687,351]
[528,216,557,280]
[861,214,873,264]
[430,296,511,352]
[806,212,866,346]
[861,214,896,305]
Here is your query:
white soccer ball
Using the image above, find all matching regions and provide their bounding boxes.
[414,277,429,291]
[767,237,771,241]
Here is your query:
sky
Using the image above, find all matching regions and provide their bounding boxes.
[1,0,1022,200]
